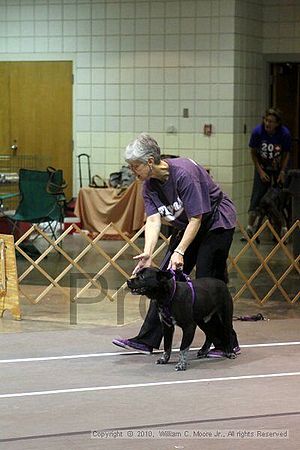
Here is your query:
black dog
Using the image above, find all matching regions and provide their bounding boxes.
[127,268,239,371]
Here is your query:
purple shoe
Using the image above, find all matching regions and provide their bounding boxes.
[207,346,241,358]
[112,338,152,355]
[207,348,226,358]
[234,346,241,355]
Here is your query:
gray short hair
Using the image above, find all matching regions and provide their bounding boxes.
[124,133,161,164]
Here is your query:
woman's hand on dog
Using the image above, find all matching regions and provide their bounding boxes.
[132,253,152,274]
[168,251,184,271]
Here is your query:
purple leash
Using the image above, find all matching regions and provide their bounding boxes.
[183,273,195,305]
[159,270,195,326]
[169,269,195,304]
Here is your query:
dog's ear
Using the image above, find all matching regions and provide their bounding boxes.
[157,269,174,282]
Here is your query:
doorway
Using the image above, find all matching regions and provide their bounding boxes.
[0,61,73,199]
[270,62,300,169]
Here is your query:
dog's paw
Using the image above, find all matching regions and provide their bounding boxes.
[156,352,170,365]
[197,349,209,359]
[175,361,187,371]
[226,352,237,359]
[156,357,168,365]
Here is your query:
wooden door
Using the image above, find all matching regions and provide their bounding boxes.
[0,61,73,198]
[0,65,10,153]
[270,63,300,169]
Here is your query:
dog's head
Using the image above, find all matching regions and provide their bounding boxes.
[127,267,174,299]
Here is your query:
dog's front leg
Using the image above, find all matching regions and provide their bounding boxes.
[175,323,197,371]
[156,323,174,365]
[175,348,189,371]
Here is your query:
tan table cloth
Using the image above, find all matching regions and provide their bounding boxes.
[74,180,145,236]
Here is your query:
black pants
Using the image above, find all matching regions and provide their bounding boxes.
[131,227,235,349]
[249,168,281,212]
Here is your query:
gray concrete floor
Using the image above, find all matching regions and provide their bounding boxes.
[0,231,299,449]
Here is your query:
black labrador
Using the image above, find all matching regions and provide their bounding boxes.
[127,267,239,371]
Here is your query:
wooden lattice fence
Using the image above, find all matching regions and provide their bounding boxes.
[11,219,300,316]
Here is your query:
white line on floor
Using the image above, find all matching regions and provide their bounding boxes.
[0,341,300,364]
[0,371,300,399]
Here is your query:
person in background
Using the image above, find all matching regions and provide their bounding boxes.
[112,133,239,358]
[243,108,291,240]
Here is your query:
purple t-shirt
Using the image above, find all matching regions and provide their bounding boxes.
[143,158,236,231]
[249,124,291,170]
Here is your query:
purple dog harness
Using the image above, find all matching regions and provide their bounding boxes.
[169,269,195,303]
[159,269,195,326]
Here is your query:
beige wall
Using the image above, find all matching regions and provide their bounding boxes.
[0,0,299,224]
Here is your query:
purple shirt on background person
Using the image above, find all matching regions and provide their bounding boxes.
[143,158,236,231]
[249,123,291,171]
